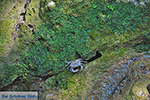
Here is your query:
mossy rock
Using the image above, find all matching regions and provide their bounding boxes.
[0,0,42,89]
[0,0,26,57]
[129,79,150,100]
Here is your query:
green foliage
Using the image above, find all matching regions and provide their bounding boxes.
[17,0,92,88]
[145,32,150,40]
[20,42,52,76]
[0,62,29,88]
[36,4,91,58]
[45,72,68,90]
[21,3,91,76]
[134,43,150,53]
[0,19,11,45]
[44,76,57,90]
[0,0,7,10]
[0,32,7,44]
[29,0,148,89]
[0,0,148,89]
[107,5,115,10]
[134,32,150,53]
[104,1,148,35]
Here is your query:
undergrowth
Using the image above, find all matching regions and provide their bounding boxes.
[133,32,150,54]
[0,0,149,89]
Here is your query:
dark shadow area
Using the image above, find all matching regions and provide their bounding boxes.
[90,35,95,40]
[32,8,35,13]
[75,52,82,58]
[71,32,75,35]
[38,36,45,41]
[28,24,34,28]
[32,29,35,35]
[87,51,102,63]
[73,67,78,70]
[20,12,26,16]
[24,0,31,9]
[147,84,150,94]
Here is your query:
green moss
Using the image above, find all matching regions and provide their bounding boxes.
[2,0,148,90]
[86,1,149,51]
[0,62,29,88]
[0,0,42,88]
[133,43,150,53]
[0,0,149,97]
[0,0,24,57]
[0,0,42,57]
[124,79,150,100]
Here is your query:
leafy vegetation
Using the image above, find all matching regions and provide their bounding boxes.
[133,31,150,53]
[0,0,149,90]
[0,33,7,44]
[134,43,150,53]
[25,0,148,88]
[0,62,29,88]
[104,1,148,35]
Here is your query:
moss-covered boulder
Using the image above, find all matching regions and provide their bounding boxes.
[0,0,42,89]
[129,79,150,100]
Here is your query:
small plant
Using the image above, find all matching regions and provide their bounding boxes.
[107,5,115,10]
